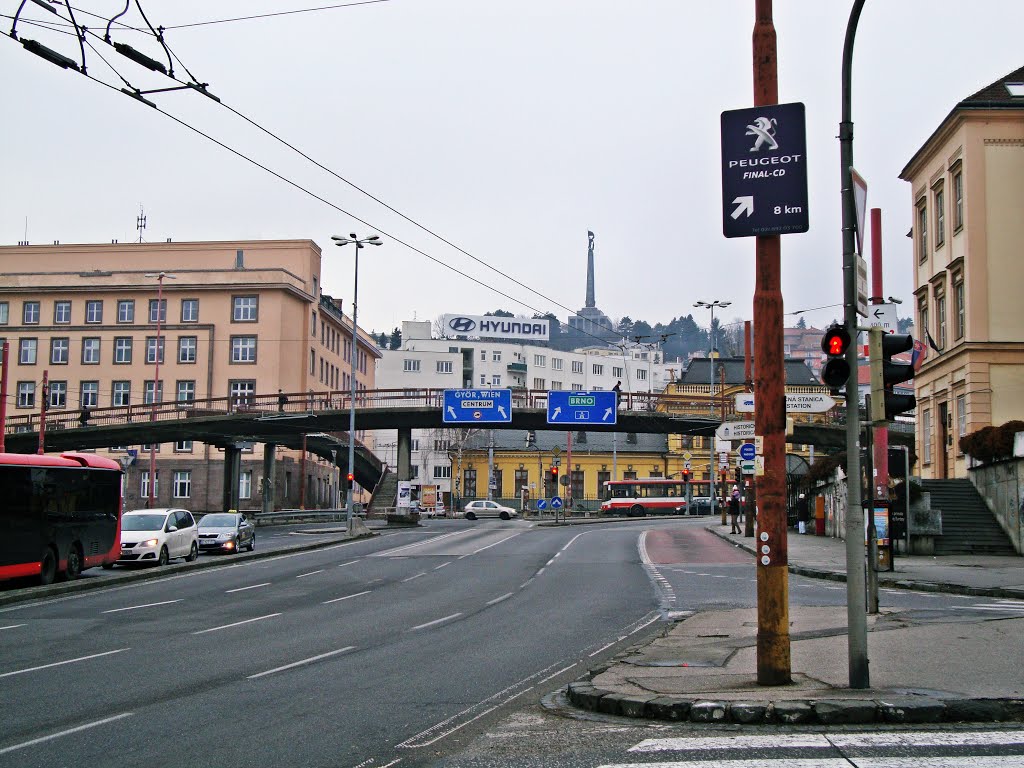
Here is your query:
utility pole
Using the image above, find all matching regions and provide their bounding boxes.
[752,0,791,686]
[743,321,756,538]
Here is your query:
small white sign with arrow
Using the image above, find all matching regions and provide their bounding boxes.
[731,196,754,220]
[716,420,756,441]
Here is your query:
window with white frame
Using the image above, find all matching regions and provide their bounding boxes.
[492,351,501,362]
[935,291,947,350]
[177,380,195,402]
[551,358,562,371]
[112,381,131,407]
[148,299,166,324]
[239,471,253,500]
[637,368,647,380]
[145,337,163,365]
[17,381,35,408]
[917,201,928,260]
[175,440,194,452]
[23,301,40,324]
[232,296,258,322]
[50,337,69,364]
[178,336,197,363]
[934,184,945,248]
[0,302,8,324]
[114,337,133,364]
[918,296,929,345]
[144,380,163,404]
[956,395,966,453]
[117,299,135,323]
[480,374,486,385]
[954,278,965,341]
[551,380,563,390]
[572,360,584,374]
[533,377,546,389]
[534,354,546,367]
[593,363,603,375]
[433,465,452,479]
[571,383,584,391]
[173,470,192,499]
[491,375,501,386]
[141,471,159,498]
[411,438,420,451]
[403,359,420,372]
[19,338,37,364]
[231,336,257,363]
[49,381,67,409]
[229,380,255,406]
[54,301,71,324]
[181,299,199,322]
[953,168,963,231]
[480,350,486,361]
[923,408,933,465]
[436,360,453,374]
[85,300,103,324]
[82,337,101,364]
[80,381,99,409]
[612,366,623,377]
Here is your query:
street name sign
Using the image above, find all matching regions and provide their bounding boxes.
[716,420,756,441]
[442,388,513,423]
[547,390,617,425]
[720,102,809,238]
[735,393,837,414]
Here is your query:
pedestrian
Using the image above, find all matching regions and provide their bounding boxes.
[277,389,288,412]
[729,486,741,534]
[612,380,621,408]
[797,493,809,534]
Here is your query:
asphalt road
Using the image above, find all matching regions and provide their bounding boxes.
[2,518,1020,768]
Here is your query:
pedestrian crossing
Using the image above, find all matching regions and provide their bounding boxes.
[598,729,1024,767]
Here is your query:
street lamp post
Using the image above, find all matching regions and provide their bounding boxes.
[694,300,731,523]
[144,271,176,508]
[331,233,382,532]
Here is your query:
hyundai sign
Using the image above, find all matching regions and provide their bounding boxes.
[442,314,550,341]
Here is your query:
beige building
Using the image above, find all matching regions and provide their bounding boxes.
[900,66,1024,479]
[0,239,380,512]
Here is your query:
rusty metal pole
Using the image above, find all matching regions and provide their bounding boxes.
[752,0,791,686]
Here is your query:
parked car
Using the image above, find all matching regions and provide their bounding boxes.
[434,501,446,518]
[116,508,199,567]
[197,512,255,554]
[463,500,518,521]
[685,496,714,516]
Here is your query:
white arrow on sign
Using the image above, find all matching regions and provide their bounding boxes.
[731,196,754,220]
[716,420,756,441]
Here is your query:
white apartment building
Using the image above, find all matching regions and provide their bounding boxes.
[373,320,675,501]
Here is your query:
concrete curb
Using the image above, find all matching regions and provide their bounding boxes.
[564,681,1024,725]
[0,530,377,608]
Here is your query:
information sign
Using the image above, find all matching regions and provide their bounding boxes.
[547,391,617,425]
[442,388,512,424]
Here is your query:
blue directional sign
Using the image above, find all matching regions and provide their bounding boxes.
[550,496,563,509]
[546,390,617,425]
[536,499,548,510]
[739,442,757,461]
[721,102,809,238]
[442,388,513,424]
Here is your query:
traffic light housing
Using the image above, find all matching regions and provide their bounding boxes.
[820,324,852,389]
[550,466,558,482]
[681,469,691,484]
[868,328,916,423]
[346,472,355,485]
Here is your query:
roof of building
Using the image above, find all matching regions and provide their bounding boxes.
[460,429,668,454]
[678,356,820,387]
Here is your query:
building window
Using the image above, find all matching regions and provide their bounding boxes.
[23,301,40,324]
[81,337,101,364]
[436,360,453,374]
[433,465,452,479]
[239,471,253,500]
[480,374,487,386]
[229,380,256,406]
[144,380,163,404]
[0,302,8,324]
[172,471,192,499]
[148,299,167,324]
[572,360,584,374]
[533,377,546,389]
[114,337,133,364]
[935,292,947,350]
[85,300,103,324]
[178,336,197,363]
[934,186,945,248]
[956,395,967,454]
[231,336,257,363]
[181,299,199,322]
[141,471,159,499]
[612,366,623,378]
[954,279,965,341]
[145,337,164,365]
[463,469,477,498]
[534,354,546,367]
[49,381,67,409]
[54,301,71,324]
[232,296,258,322]
[551,380,563,390]
[117,299,135,323]
[17,381,35,408]
[80,381,99,409]
[953,167,963,231]
[403,359,420,372]
[175,440,194,453]
[917,201,928,261]
[309,349,316,374]
[637,368,647,381]
[571,383,584,391]
[592,363,603,376]
[112,381,131,407]
[480,350,487,361]
[492,351,501,362]
[311,311,317,337]
[923,408,933,465]
[177,380,196,402]
[514,468,528,493]
[918,296,929,345]
[492,375,501,386]
[50,337,69,364]
[18,338,37,365]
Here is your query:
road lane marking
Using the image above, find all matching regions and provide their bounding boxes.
[409,613,461,631]
[248,646,356,679]
[192,613,281,635]
[226,582,271,593]
[0,712,134,755]
[375,531,465,557]
[433,561,452,570]
[296,569,325,578]
[472,533,521,554]
[828,729,1024,748]
[323,590,371,605]
[588,641,617,657]
[0,624,26,631]
[536,662,577,685]
[338,560,360,568]
[486,592,514,606]
[0,648,128,679]
[402,572,427,582]
[102,599,181,614]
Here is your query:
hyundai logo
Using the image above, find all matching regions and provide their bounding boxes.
[447,316,477,333]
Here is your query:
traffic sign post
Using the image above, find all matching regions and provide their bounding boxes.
[442,389,513,424]
[720,102,809,238]
[546,391,617,425]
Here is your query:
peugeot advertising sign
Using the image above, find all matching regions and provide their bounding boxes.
[441,314,550,341]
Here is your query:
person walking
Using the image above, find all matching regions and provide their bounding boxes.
[729,486,741,534]
[612,380,622,408]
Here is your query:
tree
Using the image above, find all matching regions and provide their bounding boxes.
[616,316,634,338]
[376,332,389,350]
[898,316,913,335]
[796,316,807,329]
[486,309,515,317]
[389,326,402,350]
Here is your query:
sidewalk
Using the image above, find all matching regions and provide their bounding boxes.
[565,523,1024,725]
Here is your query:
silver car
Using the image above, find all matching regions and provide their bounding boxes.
[197,512,256,554]
[463,500,518,521]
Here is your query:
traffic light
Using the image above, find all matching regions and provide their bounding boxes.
[346,472,355,485]
[550,466,558,482]
[820,324,852,389]
[868,328,916,423]
[681,469,691,484]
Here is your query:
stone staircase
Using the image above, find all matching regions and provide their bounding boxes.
[923,478,1016,555]
[367,467,398,518]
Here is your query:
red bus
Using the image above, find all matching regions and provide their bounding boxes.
[0,452,123,584]
[600,478,711,517]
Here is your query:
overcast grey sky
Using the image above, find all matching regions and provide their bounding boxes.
[2,1,1022,337]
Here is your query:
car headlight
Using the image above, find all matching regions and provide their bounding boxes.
[141,538,159,548]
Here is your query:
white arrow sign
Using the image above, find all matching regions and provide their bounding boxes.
[716,420,756,441]
[731,196,754,220]
[735,393,837,414]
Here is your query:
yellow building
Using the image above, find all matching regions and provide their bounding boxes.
[899,66,1024,479]
[0,239,380,512]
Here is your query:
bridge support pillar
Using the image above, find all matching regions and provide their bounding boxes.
[262,443,277,516]
[397,428,413,517]
[223,443,242,512]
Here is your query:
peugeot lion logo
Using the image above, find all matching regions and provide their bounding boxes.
[447,316,477,333]
[746,116,778,152]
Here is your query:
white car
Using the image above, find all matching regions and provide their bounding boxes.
[116,508,200,567]
[463,500,518,521]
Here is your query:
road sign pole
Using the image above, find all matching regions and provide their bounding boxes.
[752,0,791,687]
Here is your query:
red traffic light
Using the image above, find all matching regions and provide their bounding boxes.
[551,466,558,477]
[820,325,851,356]
[346,473,354,483]
[820,324,853,389]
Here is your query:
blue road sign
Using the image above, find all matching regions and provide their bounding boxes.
[536,499,548,510]
[550,496,563,509]
[721,102,809,238]
[739,442,757,461]
[442,388,513,424]
[546,390,617,425]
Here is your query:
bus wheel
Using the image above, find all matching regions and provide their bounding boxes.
[629,505,645,517]
[63,545,83,581]
[39,548,57,585]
